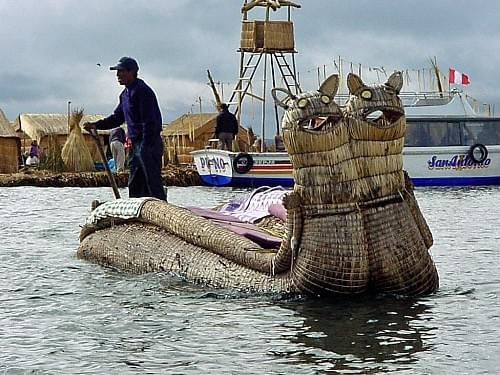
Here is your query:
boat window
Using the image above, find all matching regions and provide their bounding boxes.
[462,121,500,145]
[405,121,460,146]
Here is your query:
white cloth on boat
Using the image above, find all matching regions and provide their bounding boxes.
[86,197,155,225]
[217,186,288,223]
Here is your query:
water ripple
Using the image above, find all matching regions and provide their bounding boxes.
[0,186,499,373]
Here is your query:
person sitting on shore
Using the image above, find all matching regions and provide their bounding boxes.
[26,140,40,166]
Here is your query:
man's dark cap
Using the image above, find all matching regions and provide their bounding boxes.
[110,57,139,71]
[220,103,228,110]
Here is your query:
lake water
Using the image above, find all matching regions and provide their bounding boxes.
[1,185,499,374]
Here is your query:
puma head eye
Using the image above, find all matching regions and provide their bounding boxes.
[360,89,372,100]
[320,95,331,104]
[297,98,309,108]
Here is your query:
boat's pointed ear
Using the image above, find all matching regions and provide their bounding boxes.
[272,88,296,109]
[347,73,365,94]
[386,71,403,93]
[319,74,339,98]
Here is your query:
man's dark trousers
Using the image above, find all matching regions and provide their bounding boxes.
[128,137,166,200]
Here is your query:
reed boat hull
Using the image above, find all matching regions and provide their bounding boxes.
[78,188,438,297]
[78,73,439,297]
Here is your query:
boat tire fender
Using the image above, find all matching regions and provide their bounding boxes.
[233,153,254,174]
[468,143,488,164]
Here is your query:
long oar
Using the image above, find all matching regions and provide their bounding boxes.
[89,128,121,199]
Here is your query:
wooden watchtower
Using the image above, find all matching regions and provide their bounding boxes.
[227,0,302,151]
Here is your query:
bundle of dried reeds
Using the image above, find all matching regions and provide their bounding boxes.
[62,109,94,172]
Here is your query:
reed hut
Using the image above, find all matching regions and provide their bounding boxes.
[163,113,251,164]
[0,108,20,173]
[13,113,110,162]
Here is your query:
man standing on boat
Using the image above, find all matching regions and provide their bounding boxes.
[83,56,166,200]
[215,103,239,151]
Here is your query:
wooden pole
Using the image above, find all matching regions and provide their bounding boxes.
[207,70,223,108]
[90,128,120,199]
[270,53,280,136]
[261,53,268,152]
[237,49,245,126]
[67,101,71,133]
[198,96,203,142]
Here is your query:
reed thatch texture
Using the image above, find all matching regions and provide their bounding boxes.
[61,109,95,172]
[140,200,275,272]
[0,108,20,173]
[79,73,438,297]
[241,21,260,51]
[277,73,437,294]
[39,134,65,172]
[263,21,294,50]
[163,113,251,164]
[13,113,107,162]
[240,20,294,51]
[79,222,291,293]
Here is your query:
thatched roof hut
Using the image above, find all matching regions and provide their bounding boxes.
[0,109,20,173]
[13,113,109,161]
[163,113,251,164]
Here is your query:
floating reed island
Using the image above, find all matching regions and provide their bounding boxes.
[78,73,439,297]
[0,165,200,187]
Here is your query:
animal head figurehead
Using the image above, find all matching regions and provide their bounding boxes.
[272,74,342,135]
[345,72,404,128]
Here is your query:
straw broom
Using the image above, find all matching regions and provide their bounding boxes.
[62,109,95,172]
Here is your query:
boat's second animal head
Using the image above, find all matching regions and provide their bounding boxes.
[273,73,407,205]
[344,72,404,128]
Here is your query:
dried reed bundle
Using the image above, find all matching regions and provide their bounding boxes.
[263,21,294,50]
[62,109,94,172]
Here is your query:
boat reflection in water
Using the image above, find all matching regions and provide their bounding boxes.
[276,297,435,373]
[193,90,500,187]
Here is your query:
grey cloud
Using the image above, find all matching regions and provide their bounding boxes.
[1,0,499,122]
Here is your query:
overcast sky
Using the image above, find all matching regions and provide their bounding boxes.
[1,0,499,135]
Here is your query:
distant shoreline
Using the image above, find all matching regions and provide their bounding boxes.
[0,165,201,188]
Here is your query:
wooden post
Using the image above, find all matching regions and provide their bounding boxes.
[237,51,244,126]
[198,96,203,142]
[67,101,71,133]
[90,128,120,199]
[261,53,268,152]
[207,70,222,108]
[270,53,280,136]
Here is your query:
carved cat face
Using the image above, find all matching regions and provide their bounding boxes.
[272,74,342,132]
[345,72,404,127]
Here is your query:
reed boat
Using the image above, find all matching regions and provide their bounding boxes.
[78,73,439,297]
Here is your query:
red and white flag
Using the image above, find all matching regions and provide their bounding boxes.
[449,68,470,85]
